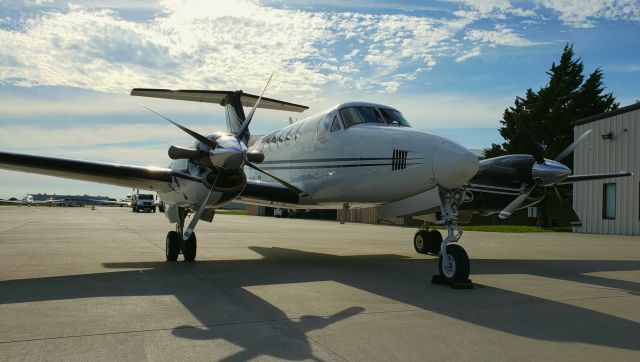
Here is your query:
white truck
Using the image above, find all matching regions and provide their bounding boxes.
[131,193,156,213]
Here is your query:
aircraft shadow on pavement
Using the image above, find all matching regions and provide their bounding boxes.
[1,246,639,359]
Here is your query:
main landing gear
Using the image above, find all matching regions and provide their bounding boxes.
[420,187,472,288]
[166,207,197,262]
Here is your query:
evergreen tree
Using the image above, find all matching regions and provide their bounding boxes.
[484,44,618,169]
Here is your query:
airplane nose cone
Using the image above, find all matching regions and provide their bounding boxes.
[432,141,479,189]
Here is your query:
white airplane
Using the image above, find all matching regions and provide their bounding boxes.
[0,78,506,284]
[0,194,66,206]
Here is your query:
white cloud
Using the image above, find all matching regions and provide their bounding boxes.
[455,46,481,62]
[536,0,640,28]
[0,0,547,98]
[465,24,541,47]
[449,0,537,18]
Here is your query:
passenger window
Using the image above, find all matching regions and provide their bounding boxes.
[330,116,341,132]
[284,128,294,145]
[294,124,303,141]
[277,131,286,148]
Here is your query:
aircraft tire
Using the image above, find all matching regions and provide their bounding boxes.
[413,230,430,254]
[165,231,180,261]
[183,233,197,261]
[426,230,442,254]
[438,244,470,283]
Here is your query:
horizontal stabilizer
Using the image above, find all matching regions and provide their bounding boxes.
[131,88,308,113]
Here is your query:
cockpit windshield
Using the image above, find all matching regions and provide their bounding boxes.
[339,106,411,128]
[378,108,411,127]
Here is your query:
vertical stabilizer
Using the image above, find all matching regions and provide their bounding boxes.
[221,91,249,144]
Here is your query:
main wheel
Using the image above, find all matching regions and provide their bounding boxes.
[183,232,197,261]
[414,230,430,254]
[165,231,180,261]
[426,230,442,254]
[438,244,470,283]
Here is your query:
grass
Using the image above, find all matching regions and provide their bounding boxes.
[216,209,248,215]
[431,225,573,233]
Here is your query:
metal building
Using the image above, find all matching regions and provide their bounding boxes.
[573,102,640,235]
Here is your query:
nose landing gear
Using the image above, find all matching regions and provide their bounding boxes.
[428,187,473,289]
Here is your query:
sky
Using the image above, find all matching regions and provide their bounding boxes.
[0,0,639,198]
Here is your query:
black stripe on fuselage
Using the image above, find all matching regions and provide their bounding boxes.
[258,162,425,171]
[260,157,425,165]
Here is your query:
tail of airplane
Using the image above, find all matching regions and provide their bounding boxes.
[131,87,308,145]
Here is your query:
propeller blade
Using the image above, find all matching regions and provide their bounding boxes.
[141,104,217,149]
[498,180,540,219]
[183,174,219,241]
[514,116,545,164]
[554,129,592,162]
[245,162,307,196]
[168,145,208,160]
[552,185,582,226]
[236,73,273,141]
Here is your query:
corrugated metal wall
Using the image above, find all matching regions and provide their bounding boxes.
[573,107,640,235]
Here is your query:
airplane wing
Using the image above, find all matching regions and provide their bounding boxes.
[32,199,66,204]
[131,89,309,113]
[0,152,174,192]
[237,180,301,205]
[89,199,131,206]
[0,199,29,205]
[558,171,632,184]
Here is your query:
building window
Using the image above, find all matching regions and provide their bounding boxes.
[602,183,616,219]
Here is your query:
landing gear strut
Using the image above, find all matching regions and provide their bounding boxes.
[430,187,472,288]
[165,207,197,262]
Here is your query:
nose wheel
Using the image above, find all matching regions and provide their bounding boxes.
[414,229,442,254]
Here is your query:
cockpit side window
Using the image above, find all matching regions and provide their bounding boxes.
[378,108,411,127]
[330,116,342,132]
[339,107,385,128]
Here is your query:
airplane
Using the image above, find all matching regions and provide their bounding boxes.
[0,77,629,285]
[0,77,482,284]
[0,194,66,206]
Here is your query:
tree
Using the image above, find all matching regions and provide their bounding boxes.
[484,44,618,169]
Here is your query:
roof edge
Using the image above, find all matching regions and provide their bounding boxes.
[573,102,640,126]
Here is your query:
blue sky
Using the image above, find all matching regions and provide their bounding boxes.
[1,0,639,198]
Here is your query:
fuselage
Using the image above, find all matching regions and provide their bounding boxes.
[244,102,478,208]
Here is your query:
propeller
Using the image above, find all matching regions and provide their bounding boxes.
[142,74,305,202]
[497,123,593,221]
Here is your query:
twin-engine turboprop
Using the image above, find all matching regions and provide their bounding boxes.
[0,78,480,284]
[0,194,66,206]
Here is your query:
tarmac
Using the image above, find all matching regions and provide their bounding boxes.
[0,206,639,361]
